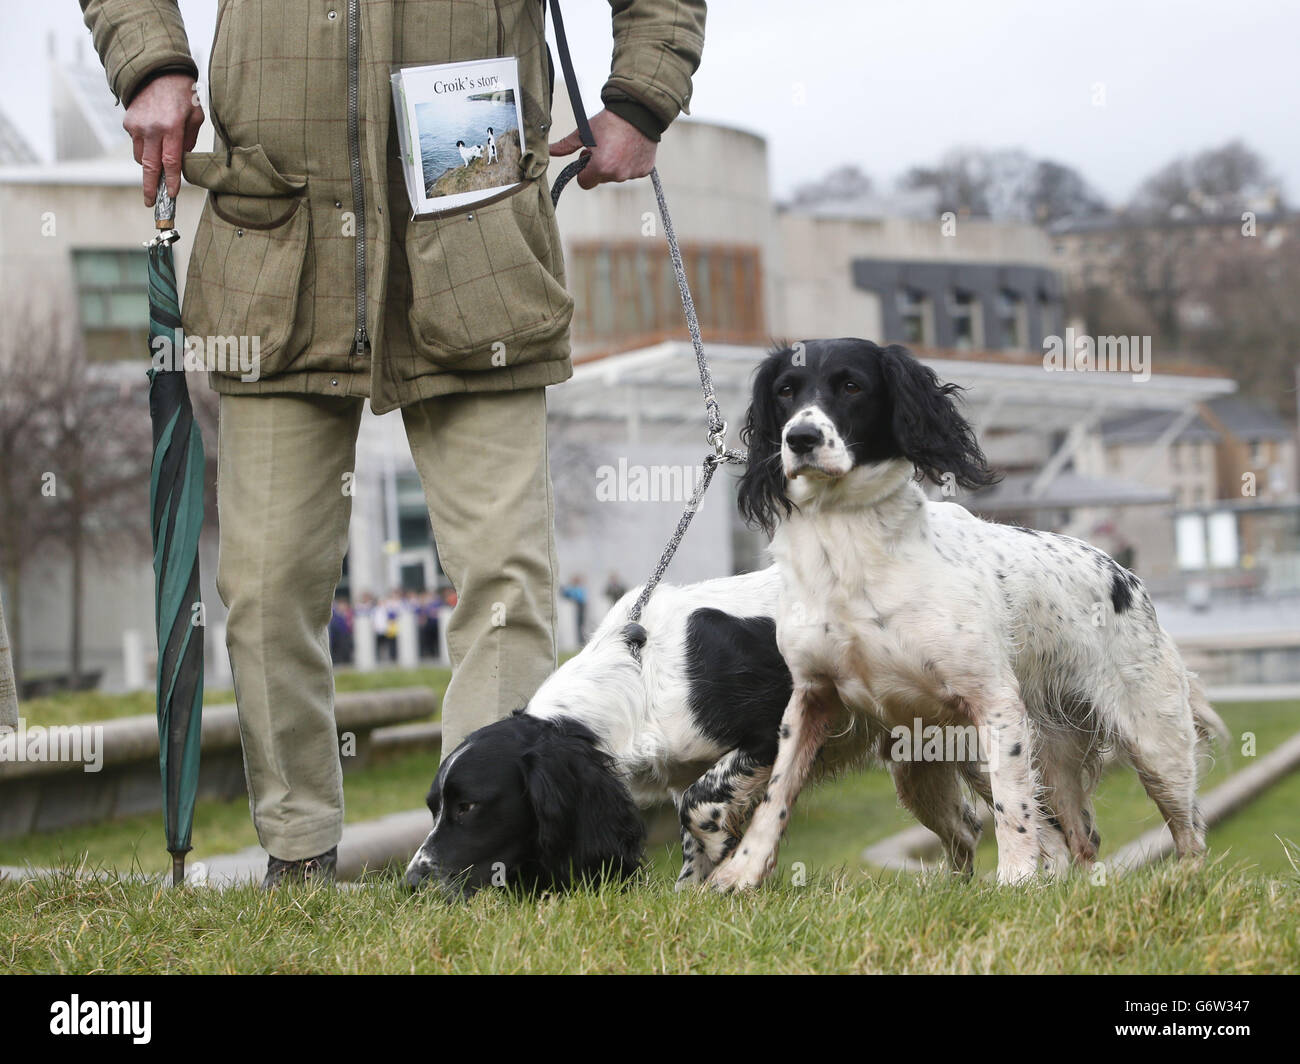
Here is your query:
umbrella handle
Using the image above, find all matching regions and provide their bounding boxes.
[150,178,180,248]
[155,177,176,229]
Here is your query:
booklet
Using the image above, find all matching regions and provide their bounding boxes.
[391,56,527,216]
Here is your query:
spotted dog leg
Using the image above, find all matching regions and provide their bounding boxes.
[709,685,838,893]
[674,750,772,892]
[675,805,709,889]
[978,694,1045,885]
[1111,687,1206,859]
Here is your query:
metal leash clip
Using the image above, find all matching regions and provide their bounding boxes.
[707,420,729,460]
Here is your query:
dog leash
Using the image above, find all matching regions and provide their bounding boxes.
[546,6,745,642]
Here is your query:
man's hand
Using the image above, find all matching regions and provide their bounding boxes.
[549,109,657,190]
[123,73,205,207]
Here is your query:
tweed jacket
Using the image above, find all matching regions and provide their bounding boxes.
[81,0,706,412]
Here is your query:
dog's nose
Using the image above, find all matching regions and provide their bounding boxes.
[405,867,428,892]
[785,423,823,455]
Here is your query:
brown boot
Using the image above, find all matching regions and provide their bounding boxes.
[262,846,338,889]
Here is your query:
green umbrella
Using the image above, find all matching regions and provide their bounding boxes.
[146,181,206,887]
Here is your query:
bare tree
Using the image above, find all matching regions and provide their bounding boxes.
[1183,231,1300,417]
[0,301,66,687]
[788,165,874,207]
[46,366,153,684]
[0,297,153,688]
[1131,140,1283,218]
[900,147,1107,224]
[1090,142,1294,362]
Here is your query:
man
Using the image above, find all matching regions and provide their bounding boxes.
[81,0,706,886]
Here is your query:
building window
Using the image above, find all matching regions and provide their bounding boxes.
[74,248,150,362]
[567,242,765,350]
[897,289,928,345]
[949,290,979,349]
[997,289,1025,350]
[1038,290,1056,343]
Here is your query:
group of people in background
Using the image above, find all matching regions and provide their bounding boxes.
[330,573,631,667]
[328,588,457,666]
[560,572,630,647]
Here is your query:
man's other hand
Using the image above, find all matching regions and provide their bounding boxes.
[123,73,205,207]
[549,109,657,190]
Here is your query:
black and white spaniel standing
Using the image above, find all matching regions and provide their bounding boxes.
[404,568,798,897]
[712,338,1226,891]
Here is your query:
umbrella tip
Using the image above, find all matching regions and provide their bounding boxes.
[171,853,186,887]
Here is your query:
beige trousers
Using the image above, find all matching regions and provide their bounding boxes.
[216,389,559,860]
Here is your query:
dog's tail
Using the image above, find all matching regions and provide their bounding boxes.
[1190,672,1231,750]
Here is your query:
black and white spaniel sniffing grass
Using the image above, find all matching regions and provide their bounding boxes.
[404,568,796,897]
[712,338,1227,891]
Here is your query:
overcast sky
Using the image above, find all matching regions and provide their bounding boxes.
[5,0,1296,204]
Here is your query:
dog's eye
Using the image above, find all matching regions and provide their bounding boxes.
[776,384,794,398]
[456,801,477,817]
[843,380,861,394]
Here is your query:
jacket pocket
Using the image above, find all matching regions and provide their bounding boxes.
[404,179,573,370]
[181,147,312,381]
[183,144,307,200]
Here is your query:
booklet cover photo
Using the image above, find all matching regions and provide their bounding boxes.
[391,56,527,216]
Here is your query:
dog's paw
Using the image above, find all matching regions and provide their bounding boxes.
[674,863,710,893]
[707,853,771,893]
[995,859,1039,886]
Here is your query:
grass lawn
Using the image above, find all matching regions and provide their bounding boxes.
[2,696,1297,973]
[2,701,1297,881]
[0,858,1295,974]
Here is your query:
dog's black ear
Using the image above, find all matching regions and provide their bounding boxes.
[880,344,1000,491]
[738,351,794,536]
[523,726,644,889]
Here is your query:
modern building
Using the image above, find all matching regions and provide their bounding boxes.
[776,193,1064,352]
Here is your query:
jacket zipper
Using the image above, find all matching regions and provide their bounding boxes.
[347,0,370,357]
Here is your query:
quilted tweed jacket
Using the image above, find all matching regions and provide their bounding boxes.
[81,0,706,412]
